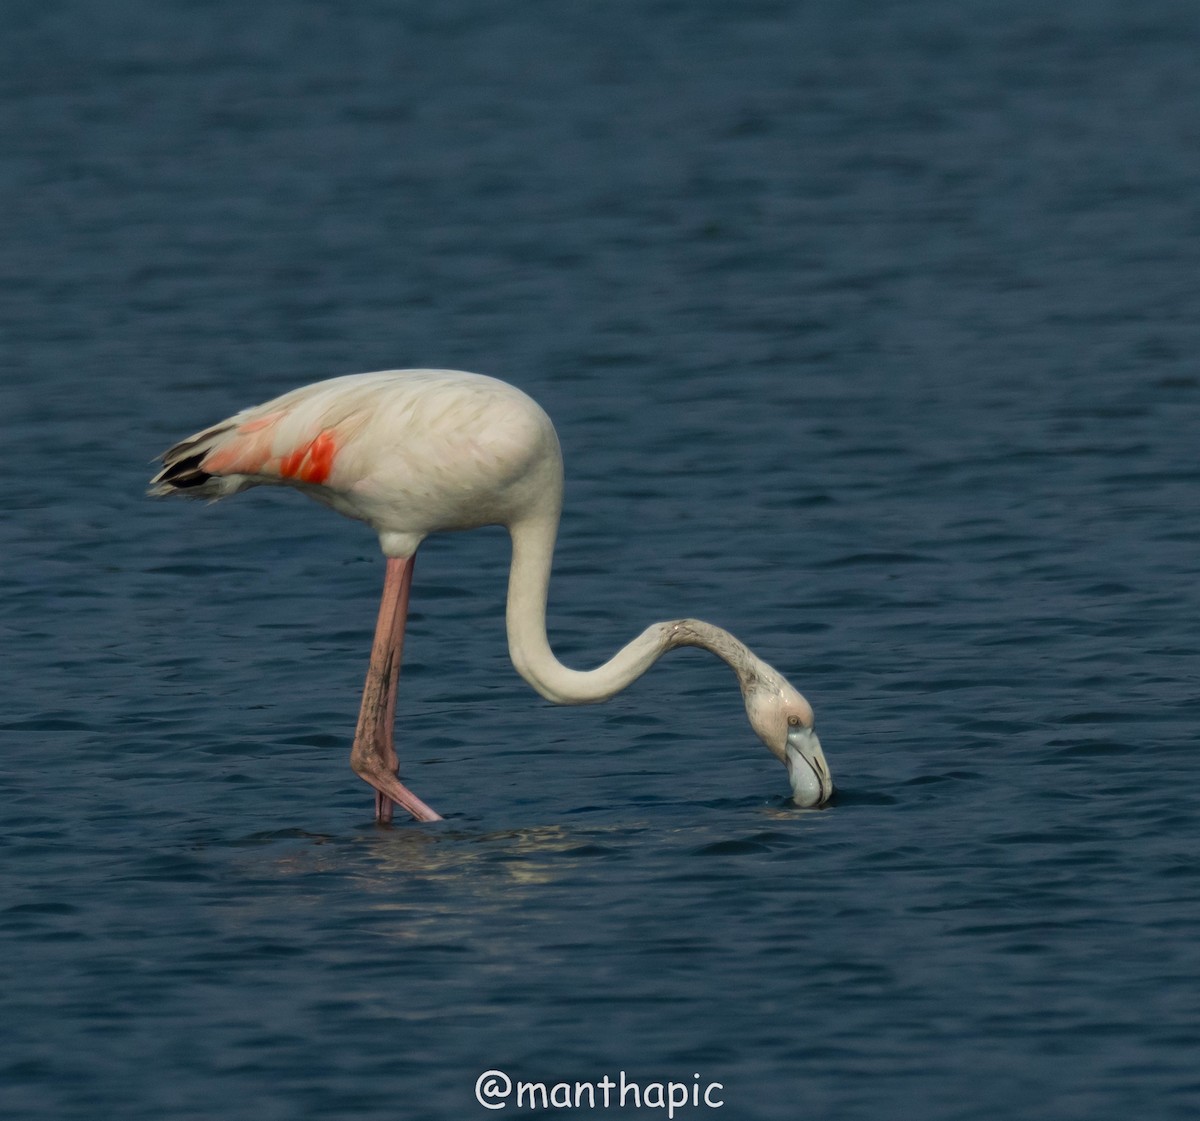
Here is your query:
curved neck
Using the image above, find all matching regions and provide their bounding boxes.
[504,514,763,705]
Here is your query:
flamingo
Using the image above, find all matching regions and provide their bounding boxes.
[149,369,832,823]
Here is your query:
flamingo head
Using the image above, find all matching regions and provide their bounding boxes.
[743,678,833,808]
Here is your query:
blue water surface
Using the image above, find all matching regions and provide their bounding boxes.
[2,1,1199,1119]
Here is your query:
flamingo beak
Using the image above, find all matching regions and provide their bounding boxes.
[786,725,833,807]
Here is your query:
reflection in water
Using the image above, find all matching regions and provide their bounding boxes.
[223,808,835,939]
[239,821,641,903]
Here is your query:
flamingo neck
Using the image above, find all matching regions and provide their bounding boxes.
[504,514,764,705]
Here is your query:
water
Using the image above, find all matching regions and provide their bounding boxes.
[3,1,1199,1117]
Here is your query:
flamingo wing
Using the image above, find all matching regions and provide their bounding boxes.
[148,377,381,500]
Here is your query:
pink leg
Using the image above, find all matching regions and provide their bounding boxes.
[349,555,443,823]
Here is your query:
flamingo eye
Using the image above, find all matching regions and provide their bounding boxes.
[788,714,800,727]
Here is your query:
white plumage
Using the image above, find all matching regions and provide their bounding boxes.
[151,369,832,822]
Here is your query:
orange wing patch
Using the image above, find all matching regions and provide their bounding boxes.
[279,429,338,485]
[201,416,339,486]
[201,415,281,476]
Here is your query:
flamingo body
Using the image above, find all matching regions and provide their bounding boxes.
[151,369,832,822]
[152,370,562,558]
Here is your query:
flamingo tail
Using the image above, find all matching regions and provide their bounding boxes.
[148,421,242,499]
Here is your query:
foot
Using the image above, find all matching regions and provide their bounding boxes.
[355,760,443,823]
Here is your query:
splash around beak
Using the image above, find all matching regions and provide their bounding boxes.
[785,725,834,808]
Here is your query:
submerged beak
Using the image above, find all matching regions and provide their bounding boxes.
[785,726,833,808]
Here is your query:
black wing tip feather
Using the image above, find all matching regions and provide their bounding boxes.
[147,421,236,497]
[160,452,213,489]
[148,450,215,497]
